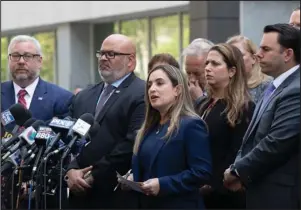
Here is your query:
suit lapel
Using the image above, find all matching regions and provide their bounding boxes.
[29,78,47,111]
[148,136,166,173]
[95,73,136,123]
[243,69,300,143]
[244,87,284,141]
[1,81,15,110]
[147,123,169,173]
[90,83,104,116]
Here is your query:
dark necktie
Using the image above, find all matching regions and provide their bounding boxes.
[18,89,27,108]
[258,82,276,114]
[95,84,115,117]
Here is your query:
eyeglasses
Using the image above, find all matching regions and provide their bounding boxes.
[96,50,132,59]
[9,53,41,62]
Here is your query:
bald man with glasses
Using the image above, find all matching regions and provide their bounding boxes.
[65,34,145,209]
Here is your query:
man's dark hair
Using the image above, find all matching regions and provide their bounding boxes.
[264,23,300,64]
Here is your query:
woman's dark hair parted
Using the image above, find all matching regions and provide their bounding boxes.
[263,23,300,63]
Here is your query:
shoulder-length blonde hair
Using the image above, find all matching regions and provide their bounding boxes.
[226,35,270,89]
[200,43,251,127]
[133,64,201,154]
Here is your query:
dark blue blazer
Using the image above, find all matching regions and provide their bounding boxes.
[132,116,212,209]
[1,78,73,131]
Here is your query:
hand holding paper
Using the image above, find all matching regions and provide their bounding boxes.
[116,171,143,193]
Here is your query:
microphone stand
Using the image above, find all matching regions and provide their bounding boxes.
[59,135,76,210]
[42,146,66,210]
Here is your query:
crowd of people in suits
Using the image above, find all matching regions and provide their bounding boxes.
[1,6,300,210]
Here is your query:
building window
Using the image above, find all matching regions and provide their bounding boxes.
[33,32,56,83]
[121,19,149,79]
[117,13,190,80]
[182,14,190,67]
[1,37,8,82]
[151,15,180,64]
[182,14,190,50]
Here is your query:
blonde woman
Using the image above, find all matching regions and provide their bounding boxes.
[197,43,255,209]
[124,64,212,209]
[227,35,272,103]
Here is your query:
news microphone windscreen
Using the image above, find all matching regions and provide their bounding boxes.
[23,118,37,128]
[9,104,32,126]
[79,113,95,126]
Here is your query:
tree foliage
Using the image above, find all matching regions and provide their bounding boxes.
[120,14,190,80]
[1,37,8,82]
[33,32,55,83]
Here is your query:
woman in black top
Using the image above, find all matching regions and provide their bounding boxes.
[197,43,255,209]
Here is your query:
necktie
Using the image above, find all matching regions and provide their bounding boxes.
[258,82,276,114]
[95,84,115,117]
[18,89,27,108]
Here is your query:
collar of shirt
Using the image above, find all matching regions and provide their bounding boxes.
[273,64,299,89]
[13,77,39,99]
[97,73,132,106]
[107,72,132,89]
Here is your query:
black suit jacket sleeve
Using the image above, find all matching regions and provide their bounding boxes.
[66,157,80,171]
[235,90,300,186]
[67,94,76,117]
[90,96,145,188]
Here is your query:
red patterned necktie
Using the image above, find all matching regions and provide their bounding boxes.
[17,89,27,108]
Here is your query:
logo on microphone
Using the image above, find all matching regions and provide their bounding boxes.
[72,119,91,137]
[1,110,15,126]
[10,149,21,166]
[35,126,53,140]
[49,118,74,129]
[19,127,37,145]
[27,129,37,140]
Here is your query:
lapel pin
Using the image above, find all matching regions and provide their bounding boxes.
[38,97,43,100]
[115,90,120,93]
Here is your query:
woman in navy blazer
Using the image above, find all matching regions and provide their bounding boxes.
[122,64,212,209]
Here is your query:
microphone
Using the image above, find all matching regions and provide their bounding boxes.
[61,113,95,160]
[2,103,32,135]
[31,125,53,178]
[71,120,101,155]
[1,109,15,127]
[1,120,44,160]
[23,147,39,166]
[48,117,75,144]
[1,149,21,174]
[1,118,36,151]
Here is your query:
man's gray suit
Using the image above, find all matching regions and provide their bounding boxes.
[234,68,300,209]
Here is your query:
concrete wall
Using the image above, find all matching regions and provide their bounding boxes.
[240,1,300,46]
[189,1,240,44]
[2,1,189,34]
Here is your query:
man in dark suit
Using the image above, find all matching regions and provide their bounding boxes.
[1,35,73,209]
[1,35,73,132]
[224,24,300,209]
[65,34,145,209]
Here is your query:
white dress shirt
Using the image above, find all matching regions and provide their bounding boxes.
[273,64,300,89]
[13,77,40,109]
